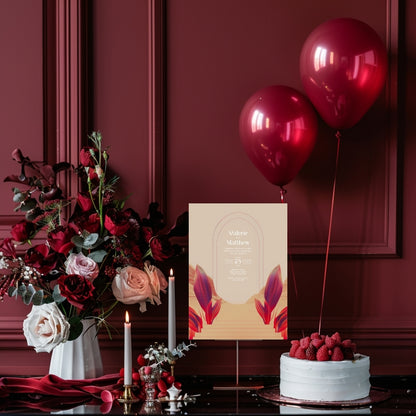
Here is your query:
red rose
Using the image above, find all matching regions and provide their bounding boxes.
[81,213,101,233]
[11,220,36,242]
[57,274,95,310]
[79,147,96,167]
[47,226,75,255]
[24,244,58,275]
[77,192,93,212]
[104,209,130,236]
[149,235,174,261]
[141,226,153,243]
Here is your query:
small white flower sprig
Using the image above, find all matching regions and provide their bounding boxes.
[144,341,196,368]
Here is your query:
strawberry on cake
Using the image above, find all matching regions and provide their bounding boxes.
[280,332,370,402]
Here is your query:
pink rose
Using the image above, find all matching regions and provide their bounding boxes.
[65,252,99,281]
[112,265,166,312]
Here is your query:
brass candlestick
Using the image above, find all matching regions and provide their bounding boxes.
[118,384,140,404]
[170,360,176,378]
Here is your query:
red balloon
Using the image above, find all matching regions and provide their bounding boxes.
[300,18,387,130]
[239,85,318,187]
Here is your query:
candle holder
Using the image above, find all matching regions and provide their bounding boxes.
[118,384,140,404]
[139,366,162,405]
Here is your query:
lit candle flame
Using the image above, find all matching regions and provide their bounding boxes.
[125,310,130,323]
[169,268,174,277]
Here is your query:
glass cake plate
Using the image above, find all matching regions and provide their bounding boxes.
[257,386,391,409]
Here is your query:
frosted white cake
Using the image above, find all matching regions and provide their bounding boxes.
[280,353,371,402]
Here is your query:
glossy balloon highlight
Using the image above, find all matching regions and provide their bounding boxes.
[300,18,388,130]
[239,85,318,187]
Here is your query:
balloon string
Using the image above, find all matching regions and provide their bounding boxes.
[318,131,341,334]
[279,186,287,202]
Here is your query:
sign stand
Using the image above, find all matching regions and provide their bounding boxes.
[213,340,264,390]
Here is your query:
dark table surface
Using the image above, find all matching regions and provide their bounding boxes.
[1,375,416,415]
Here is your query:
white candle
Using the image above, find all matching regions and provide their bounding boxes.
[168,268,176,351]
[124,311,132,385]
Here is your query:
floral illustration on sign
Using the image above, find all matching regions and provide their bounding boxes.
[189,264,287,339]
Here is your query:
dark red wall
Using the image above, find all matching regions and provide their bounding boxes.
[0,0,415,377]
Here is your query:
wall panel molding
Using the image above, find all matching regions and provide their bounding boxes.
[148,0,167,213]
[55,0,87,199]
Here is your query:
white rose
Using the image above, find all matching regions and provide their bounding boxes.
[112,265,167,312]
[23,303,70,353]
[65,252,99,281]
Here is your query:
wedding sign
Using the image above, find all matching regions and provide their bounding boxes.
[189,203,287,340]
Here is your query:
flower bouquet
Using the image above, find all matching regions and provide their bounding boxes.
[0,132,187,353]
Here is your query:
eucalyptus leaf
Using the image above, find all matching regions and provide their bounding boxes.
[17,285,27,297]
[52,285,66,304]
[23,287,35,305]
[83,233,99,247]
[68,317,83,341]
[32,290,44,306]
[88,249,107,263]
[71,234,103,250]
[8,286,18,298]
[71,235,86,248]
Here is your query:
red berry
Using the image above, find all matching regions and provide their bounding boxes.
[132,372,140,381]
[300,336,311,349]
[343,347,355,360]
[289,342,300,357]
[310,332,321,340]
[295,347,307,360]
[166,375,175,385]
[331,332,342,345]
[119,368,125,377]
[144,366,152,375]
[342,339,353,348]
[331,346,344,361]
[325,335,336,349]
[157,379,167,392]
[305,344,316,361]
[311,338,324,349]
[173,381,182,389]
[137,354,146,367]
[316,345,329,361]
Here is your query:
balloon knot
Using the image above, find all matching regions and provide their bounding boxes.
[279,187,287,203]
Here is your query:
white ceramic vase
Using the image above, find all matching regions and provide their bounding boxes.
[49,318,103,380]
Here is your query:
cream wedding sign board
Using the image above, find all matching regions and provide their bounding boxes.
[189,203,287,340]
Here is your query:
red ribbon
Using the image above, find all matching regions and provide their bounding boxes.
[0,373,122,398]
